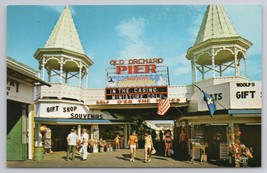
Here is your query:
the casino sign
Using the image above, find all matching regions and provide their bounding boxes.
[105,86,168,100]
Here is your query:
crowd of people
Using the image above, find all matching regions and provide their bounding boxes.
[45,125,254,167]
[64,128,175,163]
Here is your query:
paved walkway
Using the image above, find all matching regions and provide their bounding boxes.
[7,149,221,168]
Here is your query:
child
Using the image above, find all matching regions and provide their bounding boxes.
[114,134,121,151]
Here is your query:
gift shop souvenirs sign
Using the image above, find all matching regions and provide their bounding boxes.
[37,103,116,120]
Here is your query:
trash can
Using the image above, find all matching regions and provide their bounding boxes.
[99,146,104,153]
[34,146,44,161]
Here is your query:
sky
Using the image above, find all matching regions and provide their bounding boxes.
[6,5,262,88]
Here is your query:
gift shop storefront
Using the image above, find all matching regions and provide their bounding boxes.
[174,80,261,166]
[34,102,131,152]
[173,5,261,167]
[7,57,50,161]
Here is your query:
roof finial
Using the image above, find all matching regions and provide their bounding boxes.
[44,3,85,54]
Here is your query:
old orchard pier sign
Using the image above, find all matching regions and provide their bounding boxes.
[106,58,169,87]
[96,58,180,105]
[110,58,163,74]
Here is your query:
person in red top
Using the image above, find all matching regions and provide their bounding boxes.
[128,130,138,162]
[179,128,188,160]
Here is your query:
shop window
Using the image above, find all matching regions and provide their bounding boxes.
[99,125,124,140]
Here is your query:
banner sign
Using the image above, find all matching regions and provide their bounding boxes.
[106,74,169,87]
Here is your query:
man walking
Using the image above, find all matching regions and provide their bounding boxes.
[66,129,79,161]
[81,128,89,161]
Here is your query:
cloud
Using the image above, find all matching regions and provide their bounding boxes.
[115,17,153,58]
[165,53,191,76]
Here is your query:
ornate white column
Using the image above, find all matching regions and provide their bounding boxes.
[42,58,45,81]
[192,56,197,83]
[234,47,238,76]
[191,59,195,83]
[79,62,82,87]
[60,57,64,83]
[86,68,89,89]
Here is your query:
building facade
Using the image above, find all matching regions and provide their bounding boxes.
[7,57,50,160]
[29,5,261,166]
[174,5,261,167]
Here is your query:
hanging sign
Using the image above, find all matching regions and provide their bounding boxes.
[105,86,168,100]
[106,75,168,87]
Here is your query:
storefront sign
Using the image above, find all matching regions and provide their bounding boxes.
[46,105,103,119]
[70,113,103,120]
[37,103,117,120]
[6,77,33,104]
[105,86,168,100]
[195,81,261,111]
[230,81,261,108]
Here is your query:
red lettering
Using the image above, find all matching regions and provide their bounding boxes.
[128,65,133,74]
[116,65,157,74]
[145,64,157,73]
[134,65,145,74]
[116,66,127,74]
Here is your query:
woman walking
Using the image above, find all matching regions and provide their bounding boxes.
[128,130,138,162]
[144,131,153,162]
[164,129,173,156]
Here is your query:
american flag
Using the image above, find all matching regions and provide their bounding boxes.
[157,99,170,116]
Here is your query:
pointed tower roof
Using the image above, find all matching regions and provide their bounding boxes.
[45,6,85,54]
[194,5,239,45]
[186,5,252,83]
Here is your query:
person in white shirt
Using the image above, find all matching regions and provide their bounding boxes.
[66,129,79,161]
[80,128,89,161]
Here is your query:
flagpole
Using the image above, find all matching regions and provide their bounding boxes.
[214,100,227,110]
[193,84,227,110]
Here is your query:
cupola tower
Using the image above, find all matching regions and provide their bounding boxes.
[186,5,252,84]
[34,6,93,88]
